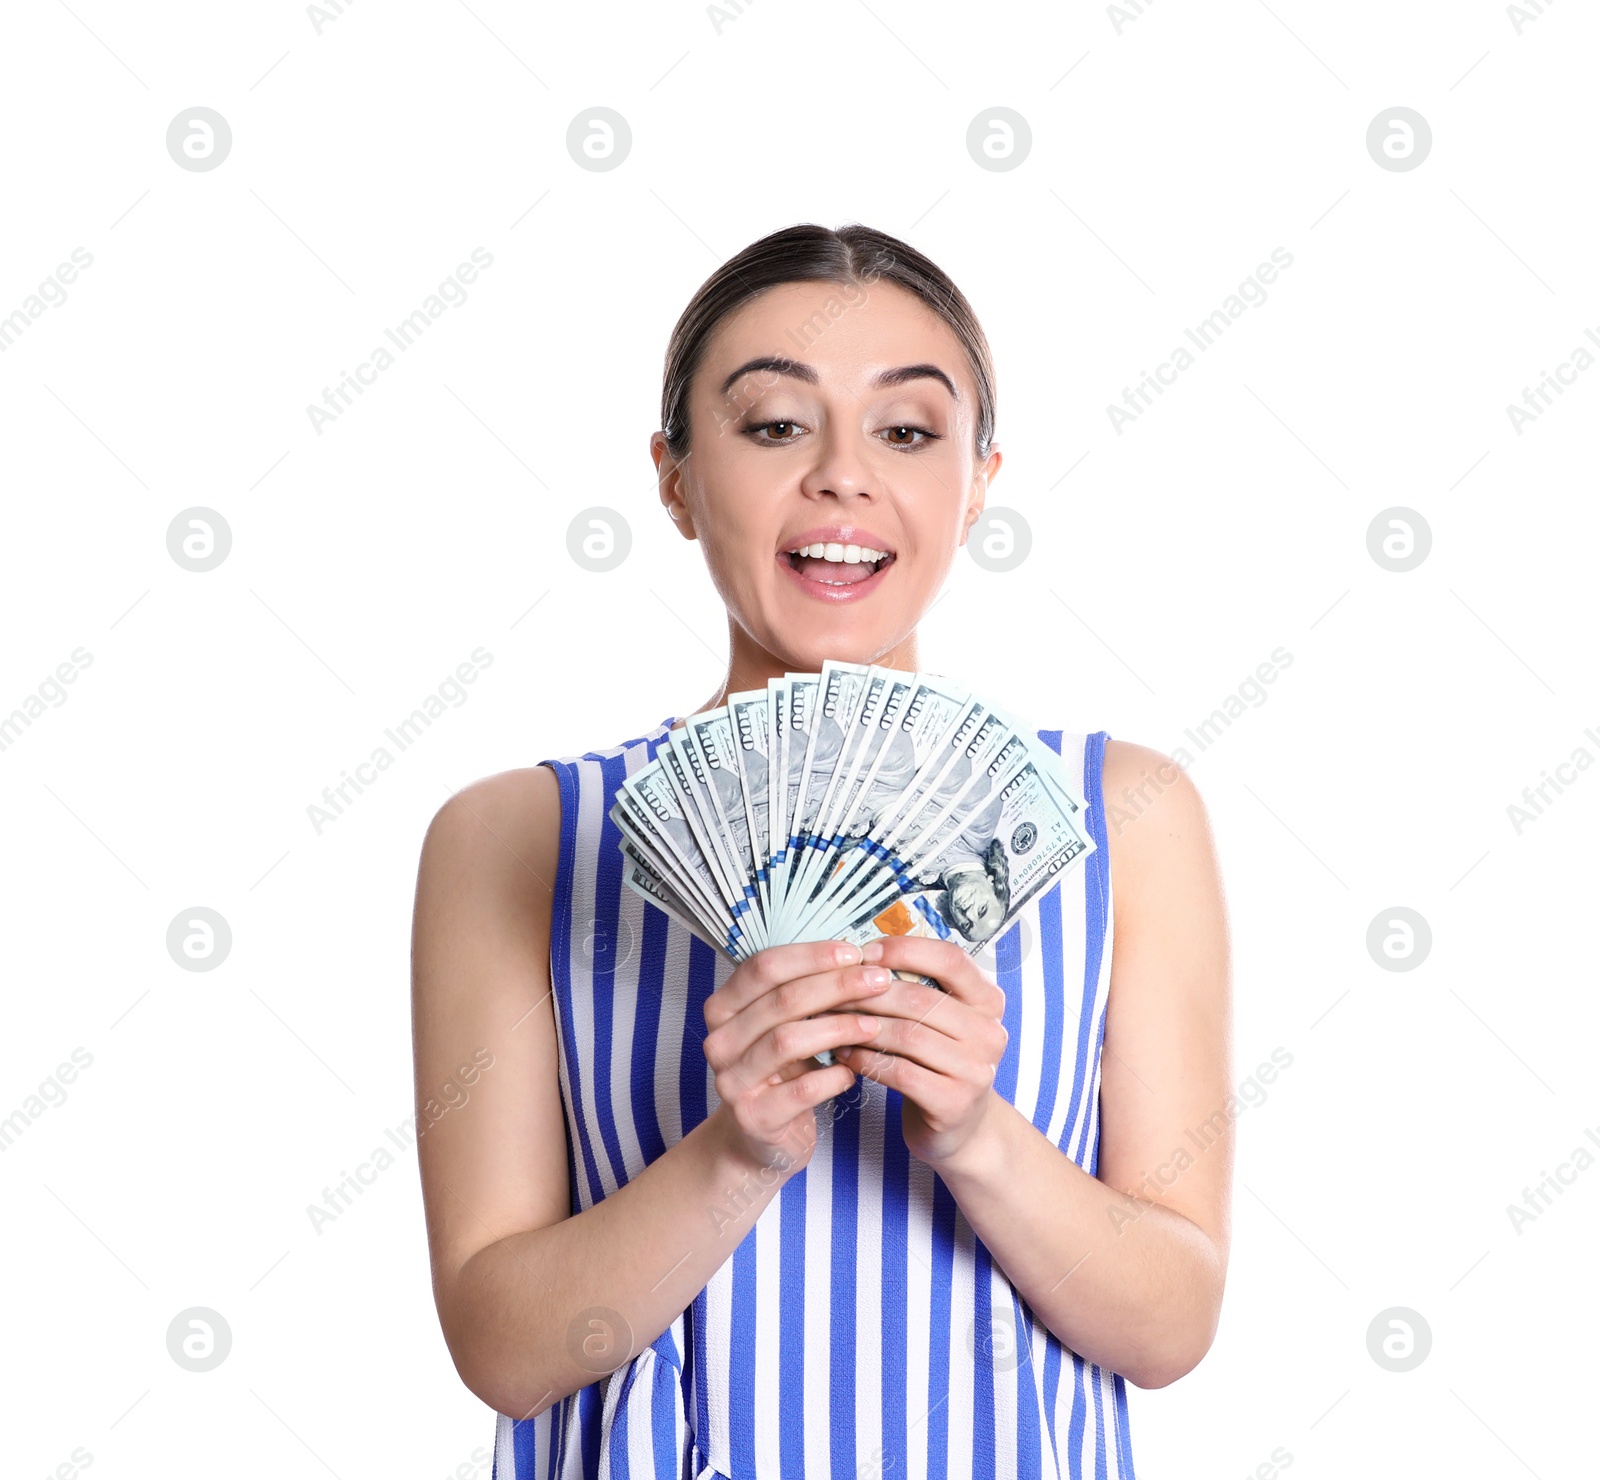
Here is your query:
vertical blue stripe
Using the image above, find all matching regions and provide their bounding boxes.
[992,918,1023,1108]
[927,1173,956,1480]
[1010,1288,1044,1480]
[1043,1341,1064,1480]
[1033,881,1066,1138]
[728,1230,758,1473]
[829,1099,863,1479]
[879,1090,911,1480]
[971,1244,995,1480]
[1113,1374,1137,1477]
[779,1169,809,1475]
[1067,1353,1087,1479]
[1092,1366,1108,1480]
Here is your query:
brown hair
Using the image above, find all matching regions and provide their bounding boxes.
[659,222,996,464]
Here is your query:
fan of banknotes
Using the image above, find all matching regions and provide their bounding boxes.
[609,661,1097,1066]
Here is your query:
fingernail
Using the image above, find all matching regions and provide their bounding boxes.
[861,940,885,963]
[863,966,892,986]
[835,942,861,966]
[856,1015,879,1033]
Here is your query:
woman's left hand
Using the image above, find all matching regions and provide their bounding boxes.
[832,934,1010,1169]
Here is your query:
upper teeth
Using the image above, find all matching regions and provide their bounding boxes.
[787,542,889,564]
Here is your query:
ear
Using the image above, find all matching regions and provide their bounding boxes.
[651,431,698,539]
[960,444,1002,543]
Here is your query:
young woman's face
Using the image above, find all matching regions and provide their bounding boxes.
[652,278,1001,674]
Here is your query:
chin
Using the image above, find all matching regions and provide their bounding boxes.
[770,631,897,670]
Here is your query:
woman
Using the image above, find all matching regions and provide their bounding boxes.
[411,223,1233,1479]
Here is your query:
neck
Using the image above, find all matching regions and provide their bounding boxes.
[678,618,922,725]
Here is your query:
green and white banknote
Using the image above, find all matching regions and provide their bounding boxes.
[609,662,1097,1065]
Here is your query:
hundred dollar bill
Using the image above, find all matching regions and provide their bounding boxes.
[792,675,977,926]
[608,788,736,943]
[680,710,768,948]
[615,758,752,952]
[788,696,1011,939]
[783,664,894,934]
[777,660,869,936]
[833,750,1094,952]
[619,839,726,954]
[727,689,775,925]
[769,671,819,929]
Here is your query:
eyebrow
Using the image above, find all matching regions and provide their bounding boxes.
[718,355,958,402]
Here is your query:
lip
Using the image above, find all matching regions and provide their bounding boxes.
[776,527,896,604]
[778,526,897,558]
[776,549,893,603]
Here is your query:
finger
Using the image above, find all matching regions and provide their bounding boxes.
[738,1009,885,1086]
[860,935,1002,1011]
[836,1011,1004,1078]
[704,938,864,1029]
[834,1042,955,1104]
[707,961,892,1069]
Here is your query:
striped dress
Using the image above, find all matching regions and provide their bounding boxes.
[492,716,1136,1480]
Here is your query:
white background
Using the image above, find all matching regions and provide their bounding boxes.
[3,0,1597,1476]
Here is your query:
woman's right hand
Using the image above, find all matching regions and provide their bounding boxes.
[702,939,894,1177]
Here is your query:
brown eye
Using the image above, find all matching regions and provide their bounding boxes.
[746,420,801,444]
[882,425,938,448]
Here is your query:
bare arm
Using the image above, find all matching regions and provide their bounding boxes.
[839,739,1233,1388]
[411,766,887,1417]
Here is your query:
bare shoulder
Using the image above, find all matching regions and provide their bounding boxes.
[418,764,562,893]
[1099,738,1222,911]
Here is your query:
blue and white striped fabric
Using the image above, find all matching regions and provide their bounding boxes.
[493,716,1135,1480]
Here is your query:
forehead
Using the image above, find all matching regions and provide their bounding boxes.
[701,278,973,394]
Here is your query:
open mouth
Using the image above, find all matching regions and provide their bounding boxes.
[781,541,896,588]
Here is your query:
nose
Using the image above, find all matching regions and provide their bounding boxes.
[798,423,875,502]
